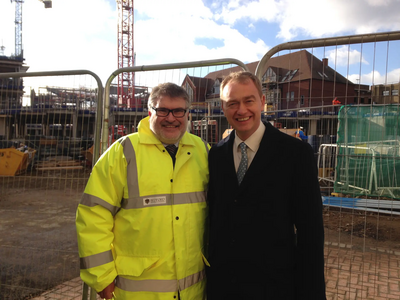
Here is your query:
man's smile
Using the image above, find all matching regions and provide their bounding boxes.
[237,116,251,122]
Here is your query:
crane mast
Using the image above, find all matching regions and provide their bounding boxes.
[12,0,23,58]
[117,0,135,108]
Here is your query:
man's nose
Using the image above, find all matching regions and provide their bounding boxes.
[237,102,247,114]
[165,111,176,121]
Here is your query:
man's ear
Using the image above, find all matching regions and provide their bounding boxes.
[148,111,151,117]
[261,94,266,109]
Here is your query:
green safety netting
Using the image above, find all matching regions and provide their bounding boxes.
[334,105,400,199]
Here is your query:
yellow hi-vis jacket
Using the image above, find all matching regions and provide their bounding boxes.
[76,117,209,300]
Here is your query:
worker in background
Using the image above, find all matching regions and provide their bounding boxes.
[76,83,209,300]
[332,97,341,105]
[295,126,308,141]
[206,71,326,299]
[332,97,341,114]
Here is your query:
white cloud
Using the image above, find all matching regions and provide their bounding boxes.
[214,0,400,40]
[134,0,269,65]
[326,46,369,67]
[22,0,117,82]
[348,68,400,86]
[0,1,16,56]
[215,0,279,26]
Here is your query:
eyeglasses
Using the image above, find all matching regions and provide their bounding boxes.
[151,106,188,118]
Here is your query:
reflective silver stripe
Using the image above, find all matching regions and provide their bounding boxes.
[80,250,113,270]
[179,269,206,291]
[121,192,205,210]
[121,137,140,198]
[116,276,178,293]
[175,192,205,205]
[201,139,209,154]
[80,193,120,216]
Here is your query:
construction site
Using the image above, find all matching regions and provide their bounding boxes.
[1,0,400,299]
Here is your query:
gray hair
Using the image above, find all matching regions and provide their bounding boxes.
[148,83,190,110]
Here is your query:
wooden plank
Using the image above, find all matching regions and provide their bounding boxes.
[35,166,83,171]
[57,161,81,166]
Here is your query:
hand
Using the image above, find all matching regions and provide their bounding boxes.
[98,281,115,299]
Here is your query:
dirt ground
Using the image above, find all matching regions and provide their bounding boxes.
[1,172,400,299]
[0,170,90,300]
[323,206,400,251]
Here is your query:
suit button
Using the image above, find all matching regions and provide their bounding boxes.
[234,199,238,203]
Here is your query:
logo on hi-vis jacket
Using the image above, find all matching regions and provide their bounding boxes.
[143,196,167,206]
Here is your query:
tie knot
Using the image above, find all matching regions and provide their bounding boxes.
[239,142,247,152]
[166,144,177,156]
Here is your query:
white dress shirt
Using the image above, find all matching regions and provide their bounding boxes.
[233,121,266,172]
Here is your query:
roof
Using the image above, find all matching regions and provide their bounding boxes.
[261,50,352,84]
[204,61,258,81]
[186,75,214,89]
[202,50,353,85]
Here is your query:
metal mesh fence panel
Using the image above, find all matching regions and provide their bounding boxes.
[255,33,400,299]
[0,73,100,300]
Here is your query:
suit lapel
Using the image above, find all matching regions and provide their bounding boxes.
[222,130,239,187]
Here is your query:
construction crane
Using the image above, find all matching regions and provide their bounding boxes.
[116,0,135,108]
[10,0,52,58]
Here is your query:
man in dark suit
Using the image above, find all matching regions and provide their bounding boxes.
[206,71,326,299]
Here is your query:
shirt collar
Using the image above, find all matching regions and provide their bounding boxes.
[163,142,180,147]
[234,121,265,152]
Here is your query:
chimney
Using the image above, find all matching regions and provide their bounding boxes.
[322,58,328,67]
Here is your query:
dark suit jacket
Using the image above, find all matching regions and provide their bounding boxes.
[206,121,326,300]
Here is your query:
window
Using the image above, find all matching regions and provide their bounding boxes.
[287,69,298,81]
[318,71,328,79]
[281,70,291,82]
[185,82,194,101]
[392,89,399,96]
[262,68,277,82]
[212,79,220,95]
[286,91,294,101]
[383,90,390,96]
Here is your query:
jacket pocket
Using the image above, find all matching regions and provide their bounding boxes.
[115,256,159,277]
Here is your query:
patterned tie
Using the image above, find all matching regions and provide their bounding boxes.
[165,144,178,166]
[237,142,248,185]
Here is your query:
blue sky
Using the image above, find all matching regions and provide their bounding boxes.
[1,0,400,88]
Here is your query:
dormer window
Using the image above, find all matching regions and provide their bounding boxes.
[281,70,291,82]
[213,79,221,94]
[287,69,298,81]
[262,68,277,82]
[318,71,328,79]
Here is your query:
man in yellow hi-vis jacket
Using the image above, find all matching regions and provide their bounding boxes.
[76,83,209,300]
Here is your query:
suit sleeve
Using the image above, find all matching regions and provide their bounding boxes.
[294,142,326,299]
